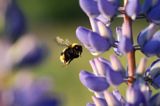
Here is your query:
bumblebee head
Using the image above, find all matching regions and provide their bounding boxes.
[72,43,82,53]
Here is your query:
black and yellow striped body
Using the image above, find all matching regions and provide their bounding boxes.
[60,43,82,64]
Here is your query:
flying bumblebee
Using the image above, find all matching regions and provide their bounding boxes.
[56,36,83,65]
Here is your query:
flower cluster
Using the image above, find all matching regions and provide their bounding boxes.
[76,0,160,106]
[0,0,60,106]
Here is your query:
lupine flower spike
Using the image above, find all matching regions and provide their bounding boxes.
[76,0,160,105]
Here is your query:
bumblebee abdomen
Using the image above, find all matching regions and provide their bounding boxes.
[60,47,73,64]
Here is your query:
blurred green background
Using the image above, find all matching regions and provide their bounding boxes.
[16,0,158,106]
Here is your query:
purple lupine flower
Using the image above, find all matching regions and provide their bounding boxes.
[90,57,110,76]
[105,64,124,86]
[89,31,110,53]
[137,23,159,48]
[141,30,160,56]
[137,23,160,56]
[105,55,125,86]
[142,39,160,56]
[135,58,152,101]
[98,0,120,19]
[86,103,95,106]
[113,27,123,56]
[147,0,160,24]
[118,36,133,54]
[76,0,160,105]
[125,0,141,20]
[126,85,147,106]
[96,15,111,25]
[141,0,152,14]
[112,89,126,105]
[76,26,111,55]
[91,56,124,87]
[5,0,26,43]
[79,70,109,92]
[144,59,160,89]
[149,93,160,106]
[104,91,121,106]
[120,22,134,54]
[92,96,108,106]
[97,21,114,45]
[79,0,100,17]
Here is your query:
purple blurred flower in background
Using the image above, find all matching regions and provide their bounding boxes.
[7,35,48,68]
[5,0,26,43]
[2,71,60,106]
[0,0,60,106]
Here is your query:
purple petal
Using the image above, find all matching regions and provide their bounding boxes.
[104,91,121,106]
[98,57,125,85]
[89,31,111,53]
[113,47,122,56]
[92,96,108,106]
[149,93,160,106]
[16,45,48,68]
[90,57,109,76]
[105,65,124,86]
[79,70,109,92]
[98,57,111,66]
[140,84,152,101]
[142,40,160,55]
[126,86,146,105]
[96,15,111,25]
[147,2,160,24]
[109,55,125,72]
[114,27,123,55]
[97,21,114,44]
[152,76,160,89]
[141,0,152,14]
[33,96,60,106]
[137,23,158,47]
[116,26,122,41]
[147,59,160,89]
[98,0,119,18]
[76,26,112,55]
[89,17,99,32]
[76,26,91,48]
[118,36,133,54]
[144,59,160,88]
[152,30,160,40]
[86,103,95,106]
[149,59,160,69]
[5,0,26,43]
[125,0,141,20]
[112,90,126,105]
[79,0,100,17]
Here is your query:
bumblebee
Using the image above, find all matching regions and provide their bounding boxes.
[56,36,83,64]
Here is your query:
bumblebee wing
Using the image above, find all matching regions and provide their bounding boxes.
[56,36,71,46]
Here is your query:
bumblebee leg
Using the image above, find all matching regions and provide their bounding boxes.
[68,59,73,64]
